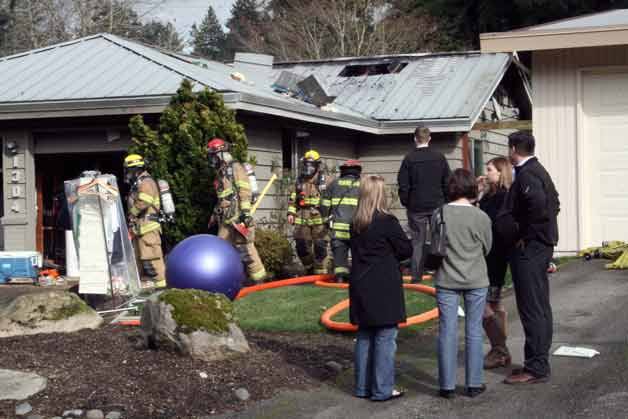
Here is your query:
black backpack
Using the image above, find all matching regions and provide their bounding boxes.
[424,206,448,271]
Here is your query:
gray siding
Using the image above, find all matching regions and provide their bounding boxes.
[358,132,462,226]
[1,130,36,251]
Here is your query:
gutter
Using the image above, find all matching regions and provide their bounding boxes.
[0,92,475,134]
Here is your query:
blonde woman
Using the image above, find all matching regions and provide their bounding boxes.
[478,157,513,369]
[350,175,412,401]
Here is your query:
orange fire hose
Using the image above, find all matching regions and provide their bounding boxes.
[235,274,438,332]
[119,274,438,332]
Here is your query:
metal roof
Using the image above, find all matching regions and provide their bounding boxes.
[521,9,628,31]
[271,52,510,122]
[0,34,515,133]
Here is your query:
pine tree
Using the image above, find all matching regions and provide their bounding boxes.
[190,5,226,60]
[128,80,249,244]
[141,20,184,51]
[224,0,264,59]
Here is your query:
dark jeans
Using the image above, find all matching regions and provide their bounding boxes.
[354,326,398,400]
[510,240,554,378]
[407,211,432,280]
[486,248,509,288]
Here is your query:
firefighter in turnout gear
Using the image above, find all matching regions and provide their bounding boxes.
[287,150,332,275]
[207,138,267,283]
[124,154,166,288]
[321,160,362,283]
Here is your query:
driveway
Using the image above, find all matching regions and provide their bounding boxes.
[216,259,628,419]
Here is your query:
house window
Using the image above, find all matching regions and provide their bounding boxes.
[338,61,407,77]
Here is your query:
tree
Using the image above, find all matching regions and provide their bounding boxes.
[190,5,226,60]
[408,0,628,50]
[225,0,267,59]
[141,20,184,51]
[261,0,439,61]
[128,80,249,244]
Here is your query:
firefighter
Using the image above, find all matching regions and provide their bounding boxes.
[207,138,267,283]
[287,150,332,275]
[124,154,166,289]
[321,160,362,283]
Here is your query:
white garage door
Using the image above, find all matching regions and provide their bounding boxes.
[582,71,628,248]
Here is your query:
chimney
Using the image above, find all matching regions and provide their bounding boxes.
[233,53,274,78]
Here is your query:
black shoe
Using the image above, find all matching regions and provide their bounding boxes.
[466,384,486,398]
[439,389,455,399]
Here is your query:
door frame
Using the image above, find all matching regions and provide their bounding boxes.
[576,66,628,249]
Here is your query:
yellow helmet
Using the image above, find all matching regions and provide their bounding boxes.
[124,154,145,168]
[303,150,320,162]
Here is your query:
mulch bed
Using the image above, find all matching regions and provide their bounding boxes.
[0,326,354,419]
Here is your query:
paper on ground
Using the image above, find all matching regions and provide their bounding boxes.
[457,306,465,317]
[553,346,600,358]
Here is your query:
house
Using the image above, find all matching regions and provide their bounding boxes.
[480,9,628,254]
[0,33,529,262]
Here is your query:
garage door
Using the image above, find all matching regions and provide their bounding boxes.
[582,71,628,248]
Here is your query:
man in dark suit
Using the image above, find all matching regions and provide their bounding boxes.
[397,125,451,283]
[503,131,560,385]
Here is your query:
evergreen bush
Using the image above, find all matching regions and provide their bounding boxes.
[129,80,248,244]
[254,226,293,280]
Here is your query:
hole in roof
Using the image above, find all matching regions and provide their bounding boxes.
[338,61,407,77]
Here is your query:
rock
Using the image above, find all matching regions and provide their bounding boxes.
[0,369,47,401]
[234,388,250,401]
[86,410,104,419]
[140,289,250,362]
[325,361,343,373]
[0,291,102,338]
[105,412,122,419]
[62,409,84,417]
[199,372,208,379]
[15,402,32,416]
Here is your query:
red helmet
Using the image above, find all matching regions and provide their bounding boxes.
[341,159,361,168]
[207,138,228,154]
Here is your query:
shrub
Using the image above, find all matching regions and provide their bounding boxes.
[255,226,293,280]
[129,79,249,244]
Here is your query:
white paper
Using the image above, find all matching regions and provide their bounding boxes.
[553,346,600,358]
[457,306,465,317]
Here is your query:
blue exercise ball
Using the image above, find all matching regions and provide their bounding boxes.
[166,234,244,300]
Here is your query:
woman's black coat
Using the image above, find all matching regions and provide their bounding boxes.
[349,212,413,327]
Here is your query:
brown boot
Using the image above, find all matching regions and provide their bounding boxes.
[483,312,511,369]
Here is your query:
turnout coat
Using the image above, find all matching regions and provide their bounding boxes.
[349,212,413,327]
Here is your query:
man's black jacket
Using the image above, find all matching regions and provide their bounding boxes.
[500,157,560,247]
[397,147,451,213]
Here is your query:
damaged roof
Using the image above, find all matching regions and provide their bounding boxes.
[0,33,513,134]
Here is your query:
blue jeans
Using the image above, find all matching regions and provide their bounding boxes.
[354,326,398,400]
[437,287,488,390]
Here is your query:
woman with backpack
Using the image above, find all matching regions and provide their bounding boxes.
[434,169,492,399]
[477,157,514,369]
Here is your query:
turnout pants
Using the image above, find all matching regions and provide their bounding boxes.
[219,224,267,282]
[331,238,350,278]
[510,240,554,378]
[407,211,431,280]
[134,230,166,287]
[294,224,329,275]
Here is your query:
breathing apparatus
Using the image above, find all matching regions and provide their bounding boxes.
[207,138,233,169]
[123,154,145,185]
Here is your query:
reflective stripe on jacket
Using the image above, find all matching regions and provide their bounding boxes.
[127,172,161,237]
[320,175,360,240]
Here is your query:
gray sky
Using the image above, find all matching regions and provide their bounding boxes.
[137,0,235,45]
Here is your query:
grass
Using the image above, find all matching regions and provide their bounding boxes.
[234,283,436,334]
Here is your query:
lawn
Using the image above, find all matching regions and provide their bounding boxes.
[234,283,436,334]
